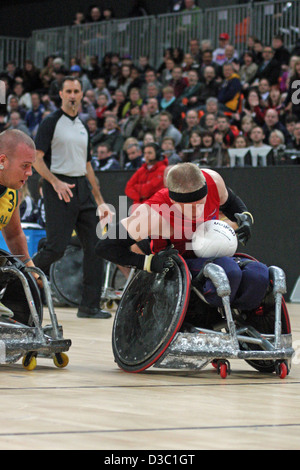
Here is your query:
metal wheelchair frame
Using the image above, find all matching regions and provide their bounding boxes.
[154,263,294,378]
[0,261,71,370]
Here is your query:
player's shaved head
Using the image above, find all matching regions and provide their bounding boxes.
[167,162,206,193]
[0,129,35,158]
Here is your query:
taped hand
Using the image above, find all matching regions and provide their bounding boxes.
[144,246,179,273]
[234,212,254,246]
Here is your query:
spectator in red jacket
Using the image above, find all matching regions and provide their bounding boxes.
[125,143,169,207]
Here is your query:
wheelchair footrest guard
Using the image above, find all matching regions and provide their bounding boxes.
[154,330,294,370]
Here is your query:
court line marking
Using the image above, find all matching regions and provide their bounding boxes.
[0,380,299,392]
[0,422,299,438]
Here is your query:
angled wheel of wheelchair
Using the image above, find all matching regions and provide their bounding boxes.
[50,245,83,307]
[112,255,191,372]
[0,250,43,326]
[239,297,291,374]
[110,264,127,291]
[50,243,107,307]
[236,253,292,374]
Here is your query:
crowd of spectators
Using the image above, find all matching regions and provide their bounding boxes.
[1,27,300,189]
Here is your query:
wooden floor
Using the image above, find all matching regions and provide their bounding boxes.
[0,302,299,450]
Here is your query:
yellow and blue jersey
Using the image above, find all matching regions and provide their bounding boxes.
[0,188,18,231]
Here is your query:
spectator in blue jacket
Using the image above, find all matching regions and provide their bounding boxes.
[91,143,121,171]
[25,92,45,137]
[218,62,242,112]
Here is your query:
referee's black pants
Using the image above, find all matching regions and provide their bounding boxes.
[33,175,103,309]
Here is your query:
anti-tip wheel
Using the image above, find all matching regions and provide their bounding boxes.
[276,361,288,379]
[217,360,231,379]
[105,300,115,310]
[219,363,228,379]
[53,352,69,369]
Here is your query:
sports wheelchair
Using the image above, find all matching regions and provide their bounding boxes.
[49,243,129,309]
[112,253,293,379]
[0,249,71,370]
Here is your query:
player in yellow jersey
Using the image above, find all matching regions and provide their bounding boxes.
[0,129,37,316]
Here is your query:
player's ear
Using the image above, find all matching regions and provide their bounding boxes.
[0,153,7,169]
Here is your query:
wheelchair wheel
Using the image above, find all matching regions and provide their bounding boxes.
[236,253,292,374]
[50,245,83,307]
[50,243,106,307]
[0,250,43,326]
[240,295,291,374]
[110,264,127,291]
[112,255,191,373]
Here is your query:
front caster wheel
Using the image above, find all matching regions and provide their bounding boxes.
[53,352,69,369]
[22,353,37,371]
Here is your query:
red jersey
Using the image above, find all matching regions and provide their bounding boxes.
[145,170,220,256]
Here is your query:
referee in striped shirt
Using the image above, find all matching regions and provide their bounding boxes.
[33,76,113,319]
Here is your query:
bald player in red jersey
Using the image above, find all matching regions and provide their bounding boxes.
[144,168,220,256]
[96,163,269,310]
